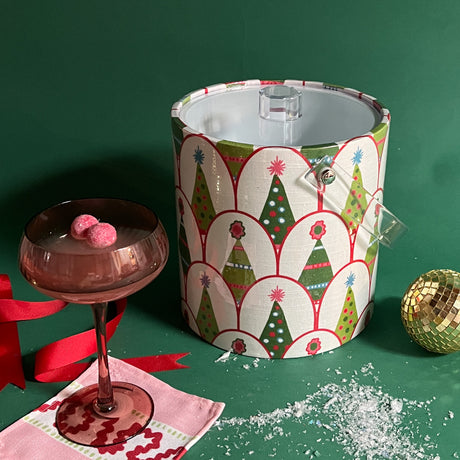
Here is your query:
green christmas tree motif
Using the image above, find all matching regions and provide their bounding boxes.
[216,140,254,181]
[196,272,219,342]
[259,286,293,358]
[171,118,185,158]
[191,146,216,235]
[177,197,191,275]
[298,220,334,302]
[341,147,368,233]
[335,272,359,344]
[370,122,389,159]
[259,156,296,248]
[364,203,381,276]
[300,143,339,164]
[222,220,256,304]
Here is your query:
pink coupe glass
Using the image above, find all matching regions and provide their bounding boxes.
[19,198,169,446]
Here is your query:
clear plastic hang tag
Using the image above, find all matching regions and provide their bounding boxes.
[301,156,408,248]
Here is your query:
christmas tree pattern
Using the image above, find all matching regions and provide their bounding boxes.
[222,220,256,304]
[371,122,389,159]
[196,272,219,342]
[341,147,368,233]
[298,221,333,301]
[259,286,293,358]
[177,197,191,275]
[259,156,295,248]
[335,272,359,344]
[191,146,216,235]
[216,140,254,181]
[300,143,339,164]
[364,203,381,276]
[171,118,185,158]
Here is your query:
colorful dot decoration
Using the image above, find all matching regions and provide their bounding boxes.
[401,269,460,354]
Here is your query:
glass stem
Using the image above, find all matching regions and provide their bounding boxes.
[91,302,115,413]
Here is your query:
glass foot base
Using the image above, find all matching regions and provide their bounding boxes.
[56,382,154,447]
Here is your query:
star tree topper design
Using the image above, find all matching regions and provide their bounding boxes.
[268,156,286,176]
[194,146,204,164]
[352,147,363,166]
[200,272,211,288]
[269,286,285,303]
[345,272,356,288]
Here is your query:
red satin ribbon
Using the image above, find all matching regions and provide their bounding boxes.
[0,274,188,391]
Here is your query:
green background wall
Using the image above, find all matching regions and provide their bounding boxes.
[2,1,459,283]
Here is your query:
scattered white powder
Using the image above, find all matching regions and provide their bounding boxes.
[360,362,374,375]
[215,350,265,370]
[213,364,440,459]
[243,358,261,371]
[215,349,232,363]
[442,409,455,426]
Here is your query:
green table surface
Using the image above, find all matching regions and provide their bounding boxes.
[1,1,460,458]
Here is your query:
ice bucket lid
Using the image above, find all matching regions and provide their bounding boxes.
[172,80,385,147]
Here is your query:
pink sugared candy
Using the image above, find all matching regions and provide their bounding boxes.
[70,214,99,240]
[86,222,117,248]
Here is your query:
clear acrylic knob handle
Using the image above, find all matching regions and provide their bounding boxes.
[258,85,302,146]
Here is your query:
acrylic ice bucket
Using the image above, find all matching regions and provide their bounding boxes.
[171,79,403,358]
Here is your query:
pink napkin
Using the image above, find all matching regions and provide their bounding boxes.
[0,357,225,459]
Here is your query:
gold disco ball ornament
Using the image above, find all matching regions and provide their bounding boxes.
[401,269,460,353]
